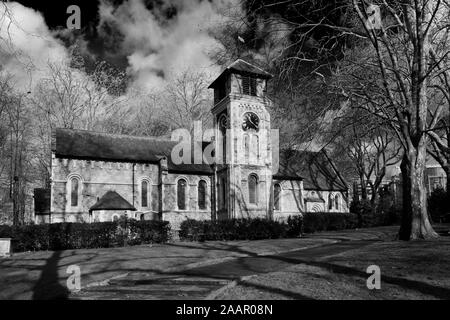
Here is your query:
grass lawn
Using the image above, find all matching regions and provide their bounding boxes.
[1,225,449,300]
[214,235,450,300]
[0,236,334,299]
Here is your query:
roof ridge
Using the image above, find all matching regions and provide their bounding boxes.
[229,59,272,76]
[56,127,173,143]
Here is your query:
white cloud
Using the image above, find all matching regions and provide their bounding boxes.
[0,2,69,90]
[98,0,237,91]
[0,0,241,92]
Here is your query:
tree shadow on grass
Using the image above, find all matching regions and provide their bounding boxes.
[32,250,69,300]
[63,238,450,300]
[262,255,450,299]
[233,279,315,300]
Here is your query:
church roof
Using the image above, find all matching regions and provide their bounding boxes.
[89,191,136,212]
[52,128,213,175]
[53,129,347,191]
[275,149,348,192]
[209,59,273,89]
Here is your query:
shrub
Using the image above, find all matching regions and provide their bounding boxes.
[350,199,382,227]
[0,218,171,253]
[427,187,450,223]
[179,218,287,241]
[179,213,361,241]
[129,220,171,245]
[301,212,358,233]
[287,215,303,237]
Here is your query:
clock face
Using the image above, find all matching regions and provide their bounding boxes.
[242,112,259,131]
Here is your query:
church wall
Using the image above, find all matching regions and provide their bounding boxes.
[303,189,349,213]
[272,180,304,221]
[162,173,213,230]
[225,98,273,220]
[49,153,160,223]
[233,166,271,220]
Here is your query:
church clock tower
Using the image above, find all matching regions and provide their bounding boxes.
[208,60,274,220]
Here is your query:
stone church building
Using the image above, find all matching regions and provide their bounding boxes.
[35,60,349,229]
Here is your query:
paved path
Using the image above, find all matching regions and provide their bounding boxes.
[72,239,379,300]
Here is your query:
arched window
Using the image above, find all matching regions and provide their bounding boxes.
[140,214,145,221]
[335,194,340,210]
[112,215,119,222]
[198,180,207,210]
[274,183,281,211]
[70,177,79,207]
[328,193,333,210]
[177,179,187,210]
[248,174,258,205]
[141,180,149,208]
[244,135,249,162]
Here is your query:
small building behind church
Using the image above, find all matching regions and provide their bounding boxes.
[35,60,349,229]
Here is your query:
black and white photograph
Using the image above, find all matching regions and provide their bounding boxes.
[0,0,449,307]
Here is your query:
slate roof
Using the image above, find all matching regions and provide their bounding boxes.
[53,128,213,175]
[209,59,273,89]
[53,129,347,191]
[89,191,136,212]
[274,149,348,192]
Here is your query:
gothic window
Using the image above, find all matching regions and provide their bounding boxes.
[198,180,207,210]
[70,177,80,207]
[177,179,187,210]
[242,76,257,96]
[248,174,258,205]
[274,183,281,211]
[141,180,149,208]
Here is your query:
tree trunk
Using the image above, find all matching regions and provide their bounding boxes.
[360,175,368,201]
[399,151,439,240]
[444,165,450,194]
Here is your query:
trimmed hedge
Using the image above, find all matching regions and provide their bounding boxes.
[301,212,358,233]
[350,199,401,227]
[179,212,360,241]
[179,218,287,241]
[0,219,170,252]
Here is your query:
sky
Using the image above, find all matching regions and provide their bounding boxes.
[0,0,239,92]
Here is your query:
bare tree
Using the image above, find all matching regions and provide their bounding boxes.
[30,58,127,184]
[218,0,450,239]
[161,69,212,132]
[333,111,401,205]
[4,92,36,225]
